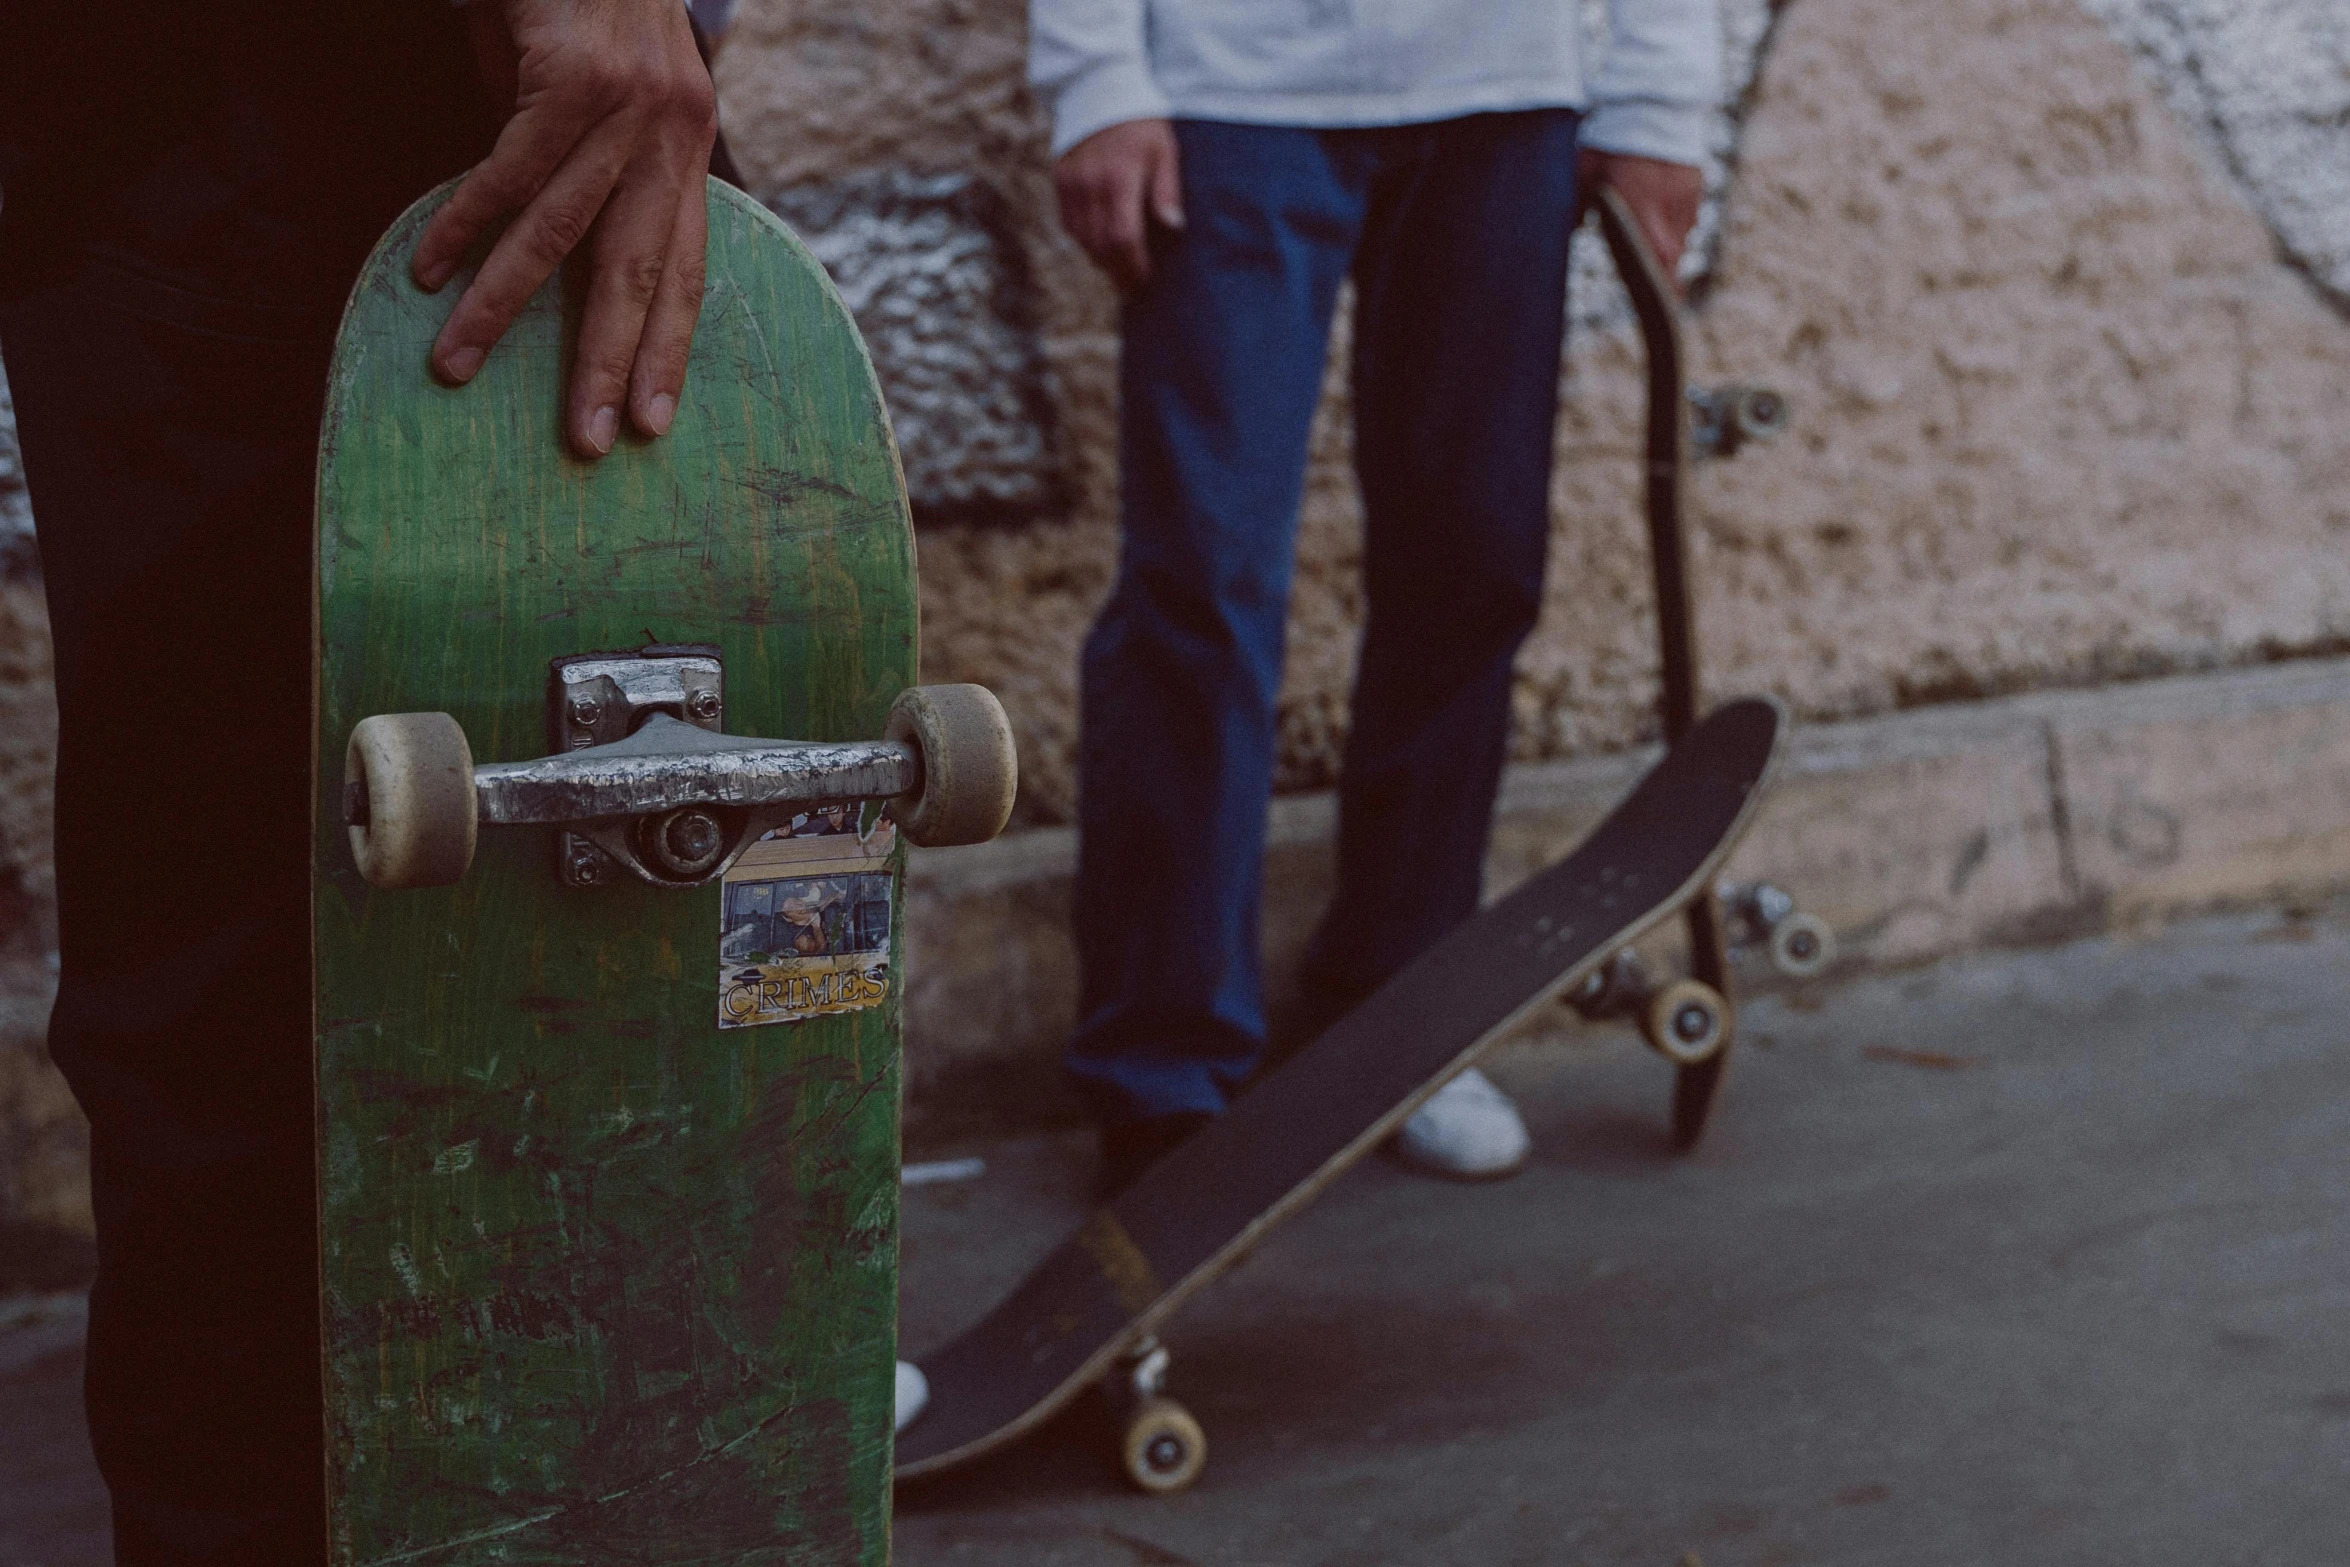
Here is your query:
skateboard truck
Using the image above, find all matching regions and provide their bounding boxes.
[1719,879,1838,979]
[341,649,1018,890]
[1687,384,1791,461]
[1102,1337,1206,1495]
[1563,882,1835,1053]
[1565,947,1732,1066]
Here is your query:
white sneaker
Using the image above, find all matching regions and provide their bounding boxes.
[1391,1067,1530,1179]
[894,1360,930,1434]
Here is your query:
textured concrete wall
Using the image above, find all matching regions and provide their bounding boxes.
[0,363,32,576]
[0,578,72,1272]
[717,0,2350,825]
[2081,0,2350,311]
[0,582,51,959]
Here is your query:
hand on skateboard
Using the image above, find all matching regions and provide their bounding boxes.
[416,0,719,457]
[316,178,988,1565]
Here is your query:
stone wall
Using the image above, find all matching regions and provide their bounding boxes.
[1,332,77,1281]
[716,0,2350,822]
[0,572,70,1282]
[2080,0,2350,311]
[0,361,33,574]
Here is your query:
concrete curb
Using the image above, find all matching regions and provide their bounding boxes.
[903,656,2350,1146]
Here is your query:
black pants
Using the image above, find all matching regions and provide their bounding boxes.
[1,7,747,1550]
[8,135,749,1565]
[3,11,478,1554]
[5,268,338,1561]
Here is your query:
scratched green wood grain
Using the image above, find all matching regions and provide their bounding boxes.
[314,180,912,1566]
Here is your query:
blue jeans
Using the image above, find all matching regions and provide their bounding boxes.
[1068,110,1582,1127]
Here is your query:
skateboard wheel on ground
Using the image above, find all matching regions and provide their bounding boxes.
[1118,1396,1207,1495]
[1766,911,1836,979]
[1641,979,1730,1066]
[886,683,1018,848]
[345,713,478,889]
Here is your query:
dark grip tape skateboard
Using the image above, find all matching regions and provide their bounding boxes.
[315,178,1014,1564]
[895,695,1783,1491]
[1589,186,1828,1146]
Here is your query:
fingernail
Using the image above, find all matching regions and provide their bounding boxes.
[441,345,485,384]
[589,406,620,454]
[645,393,676,436]
[415,257,454,291]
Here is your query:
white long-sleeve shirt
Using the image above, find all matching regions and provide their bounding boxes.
[1029,0,1721,163]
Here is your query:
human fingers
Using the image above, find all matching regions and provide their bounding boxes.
[1573,146,1605,230]
[564,16,715,446]
[1059,166,1140,287]
[1620,157,1703,289]
[567,156,690,456]
[628,175,710,439]
[1582,150,1704,294]
[1054,121,1172,290]
[1100,153,1153,290]
[1641,205,1686,280]
[1054,157,1123,279]
[423,0,717,407]
[412,93,595,297]
[1146,132,1185,233]
[430,119,634,389]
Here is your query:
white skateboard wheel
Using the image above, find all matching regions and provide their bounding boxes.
[1119,1396,1207,1495]
[1642,979,1730,1066]
[346,713,478,889]
[1767,911,1836,979]
[886,684,1018,848]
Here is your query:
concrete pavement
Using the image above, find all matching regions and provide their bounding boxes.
[895,905,2350,1564]
[0,1293,103,1567]
[6,905,2349,1565]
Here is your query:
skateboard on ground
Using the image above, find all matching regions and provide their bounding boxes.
[896,695,1784,1492]
[314,178,1015,1565]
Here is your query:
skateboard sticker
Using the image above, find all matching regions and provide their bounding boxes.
[717,810,897,1028]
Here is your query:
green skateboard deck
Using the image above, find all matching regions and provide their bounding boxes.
[314,179,915,1564]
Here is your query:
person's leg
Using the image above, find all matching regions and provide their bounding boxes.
[1068,121,1368,1169]
[1302,111,1581,1167]
[2,274,329,1562]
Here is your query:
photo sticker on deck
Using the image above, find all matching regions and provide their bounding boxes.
[718,812,897,1028]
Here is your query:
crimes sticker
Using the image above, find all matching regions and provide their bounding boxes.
[717,811,897,1028]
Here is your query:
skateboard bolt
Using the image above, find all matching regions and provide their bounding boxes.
[687,690,721,721]
[568,696,601,728]
[569,849,602,885]
[647,808,726,877]
[667,811,721,859]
